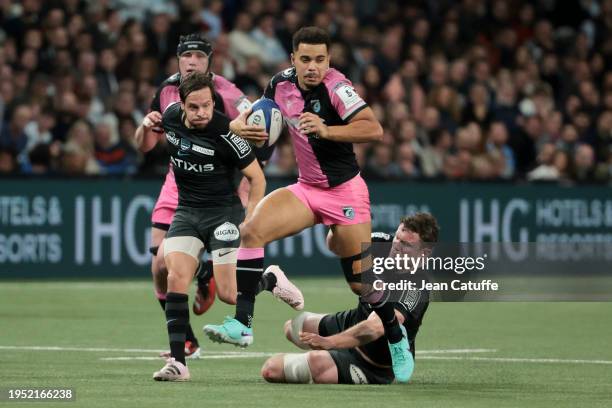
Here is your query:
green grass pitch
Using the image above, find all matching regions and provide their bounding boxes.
[1,278,611,408]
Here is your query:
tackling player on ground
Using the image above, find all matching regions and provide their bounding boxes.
[204,27,415,382]
[260,213,439,384]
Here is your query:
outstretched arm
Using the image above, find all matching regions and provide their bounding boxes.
[299,309,404,350]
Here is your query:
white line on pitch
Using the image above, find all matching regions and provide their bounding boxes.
[420,356,612,365]
[416,348,496,354]
[0,345,496,355]
[0,346,264,354]
[101,353,274,361]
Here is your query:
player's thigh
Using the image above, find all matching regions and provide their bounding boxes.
[242,187,316,244]
[150,227,168,273]
[165,249,200,292]
[307,350,338,384]
[327,349,392,384]
[150,226,167,248]
[328,222,372,257]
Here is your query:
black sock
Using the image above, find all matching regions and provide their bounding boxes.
[161,294,198,347]
[234,256,264,327]
[255,270,277,295]
[371,301,403,344]
[165,292,189,365]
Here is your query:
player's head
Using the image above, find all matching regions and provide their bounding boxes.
[179,71,216,128]
[176,34,213,78]
[291,26,330,89]
[394,212,439,256]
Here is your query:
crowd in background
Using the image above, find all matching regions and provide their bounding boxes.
[0,0,611,184]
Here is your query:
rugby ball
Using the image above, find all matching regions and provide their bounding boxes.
[246,98,283,147]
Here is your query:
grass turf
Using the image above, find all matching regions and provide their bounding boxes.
[0,278,610,408]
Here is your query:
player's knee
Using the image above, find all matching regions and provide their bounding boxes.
[239,221,265,246]
[307,351,332,384]
[284,320,293,341]
[348,282,363,296]
[261,355,285,383]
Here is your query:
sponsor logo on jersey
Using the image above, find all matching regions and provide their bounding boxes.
[191,144,215,156]
[311,99,321,113]
[166,131,179,146]
[400,288,421,312]
[343,206,355,220]
[371,232,391,241]
[180,138,191,151]
[235,96,252,113]
[349,364,368,384]
[170,156,214,173]
[222,133,251,159]
[214,222,240,242]
[334,83,363,111]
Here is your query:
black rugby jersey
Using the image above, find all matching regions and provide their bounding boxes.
[162,103,256,208]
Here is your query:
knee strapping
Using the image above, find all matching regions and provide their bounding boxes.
[340,248,371,283]
[283,353,312,384]
[289,312,317,350]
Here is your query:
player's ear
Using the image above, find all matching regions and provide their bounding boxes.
[290,53,295,66]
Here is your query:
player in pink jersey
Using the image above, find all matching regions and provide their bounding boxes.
[204,27,414,382]
[135,34,296,360]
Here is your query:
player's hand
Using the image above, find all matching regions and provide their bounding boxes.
[230,108,268,144]
[142,111,163,133]
[299,332,335,350]
[298,112,328,139]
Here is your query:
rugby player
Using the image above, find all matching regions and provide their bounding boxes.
[135,34,296,359]
[142,72,266,381]
[204,27,415,382]
[260,213,439,384]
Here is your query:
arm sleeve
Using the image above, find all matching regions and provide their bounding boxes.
[220,133,257,170]
[329,81,368,122]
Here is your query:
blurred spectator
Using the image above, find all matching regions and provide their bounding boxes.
[486,121,515,178]
[250,14,287,70]
[363,144,402,179]
[229,13,264,71]
[573,143,597,182]
[420,129,451,178]
[527,143,558,181]
[0,104,32,161]
[0,147,17,174]
[93,116,137,175]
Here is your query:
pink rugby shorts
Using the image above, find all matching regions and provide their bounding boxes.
[287,174,371,226]
[151,167,178,228]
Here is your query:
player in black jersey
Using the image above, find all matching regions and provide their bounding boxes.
[144,72,266,381]
[260,213,439,384]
